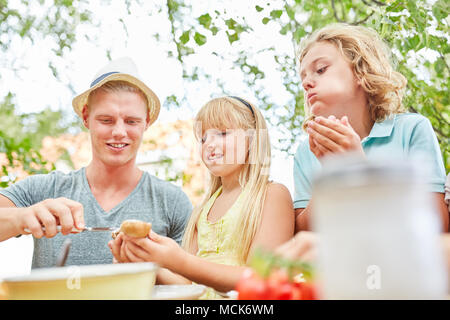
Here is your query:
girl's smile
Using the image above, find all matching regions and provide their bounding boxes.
[207,152,224,161]
[201,128,249,177]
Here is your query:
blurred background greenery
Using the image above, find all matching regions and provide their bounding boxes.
[1,0,448,186]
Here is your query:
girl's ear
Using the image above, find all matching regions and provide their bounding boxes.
[246,129,255,148]
[81,104,89,128]
[245,129,256,162]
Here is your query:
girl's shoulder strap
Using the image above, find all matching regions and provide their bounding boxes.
[199,186,223,220]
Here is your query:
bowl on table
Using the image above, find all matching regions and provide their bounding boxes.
[0,282,7,300]
[2,262,158,300]
[152,284,207,300]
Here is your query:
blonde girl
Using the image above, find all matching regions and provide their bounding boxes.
[293,23,447,232]
[109,96,294,296]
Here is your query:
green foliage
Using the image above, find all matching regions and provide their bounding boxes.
[194,32,207,46]
[0,93,80,186]
[0,0,92,72]
[1,0,448,182]
[1,0,90,183]
[164,0,449,172]
[151,157,183,183]
[249,247,315,281]
[0,94,54,187]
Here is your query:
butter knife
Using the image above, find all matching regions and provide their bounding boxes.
[24,226,117,234]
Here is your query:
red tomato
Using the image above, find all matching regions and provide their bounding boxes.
[291,284,303,300]
[267,282,293,300]
[236,269,269,300]
[266,269,294,300]
[293,282,318,300]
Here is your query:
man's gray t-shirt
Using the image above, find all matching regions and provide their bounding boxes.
[0,168,192,268]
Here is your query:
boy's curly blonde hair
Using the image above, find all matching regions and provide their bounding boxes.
[298,23,407,122]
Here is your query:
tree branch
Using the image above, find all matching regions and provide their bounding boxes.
[339,0,347,21]
[166,0,184,64]
[352,11,374,25]
[333,0,374,25]
[408,106,448,139]
[361,0,388,8]
[331,0,346,22]
[370,0,387,6]
[438,51,450,72]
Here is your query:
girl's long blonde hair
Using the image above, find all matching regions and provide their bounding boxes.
[182,97,271,264]
[298,23,407,123]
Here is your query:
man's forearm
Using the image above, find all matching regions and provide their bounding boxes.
[0,208,22,242]
[0,195,22,241]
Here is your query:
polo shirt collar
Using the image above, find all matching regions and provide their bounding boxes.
[366,115,395,139]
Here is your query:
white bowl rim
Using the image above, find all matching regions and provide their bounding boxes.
[2,262,158,283]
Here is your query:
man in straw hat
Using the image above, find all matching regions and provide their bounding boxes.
[0,57,192,268]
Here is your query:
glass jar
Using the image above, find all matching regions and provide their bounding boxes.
[312,155,447,299]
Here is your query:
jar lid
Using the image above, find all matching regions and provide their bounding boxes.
[313,153,427,190]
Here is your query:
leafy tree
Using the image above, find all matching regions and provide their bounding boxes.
[0,0,91,184]
[0,94,50,187]
[0,93,80,186]
[1,0,449,181]
[0,0,91,74]
[164,0,449,171]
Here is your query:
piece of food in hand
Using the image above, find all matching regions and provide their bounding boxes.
[111,220,152,239]
[302,114,316,131]
[111,229,120,240]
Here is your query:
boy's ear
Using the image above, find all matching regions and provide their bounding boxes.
[81,104,89,128]
[355,74,364,86]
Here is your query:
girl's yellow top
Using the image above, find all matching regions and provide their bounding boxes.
[196,186,247,299]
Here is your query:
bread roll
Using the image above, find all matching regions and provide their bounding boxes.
[111,219,152,239]
[302,114,316,131]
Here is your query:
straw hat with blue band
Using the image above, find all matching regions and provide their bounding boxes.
[72,57,161,126]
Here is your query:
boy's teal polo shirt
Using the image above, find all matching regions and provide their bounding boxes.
[293,113,446,209]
